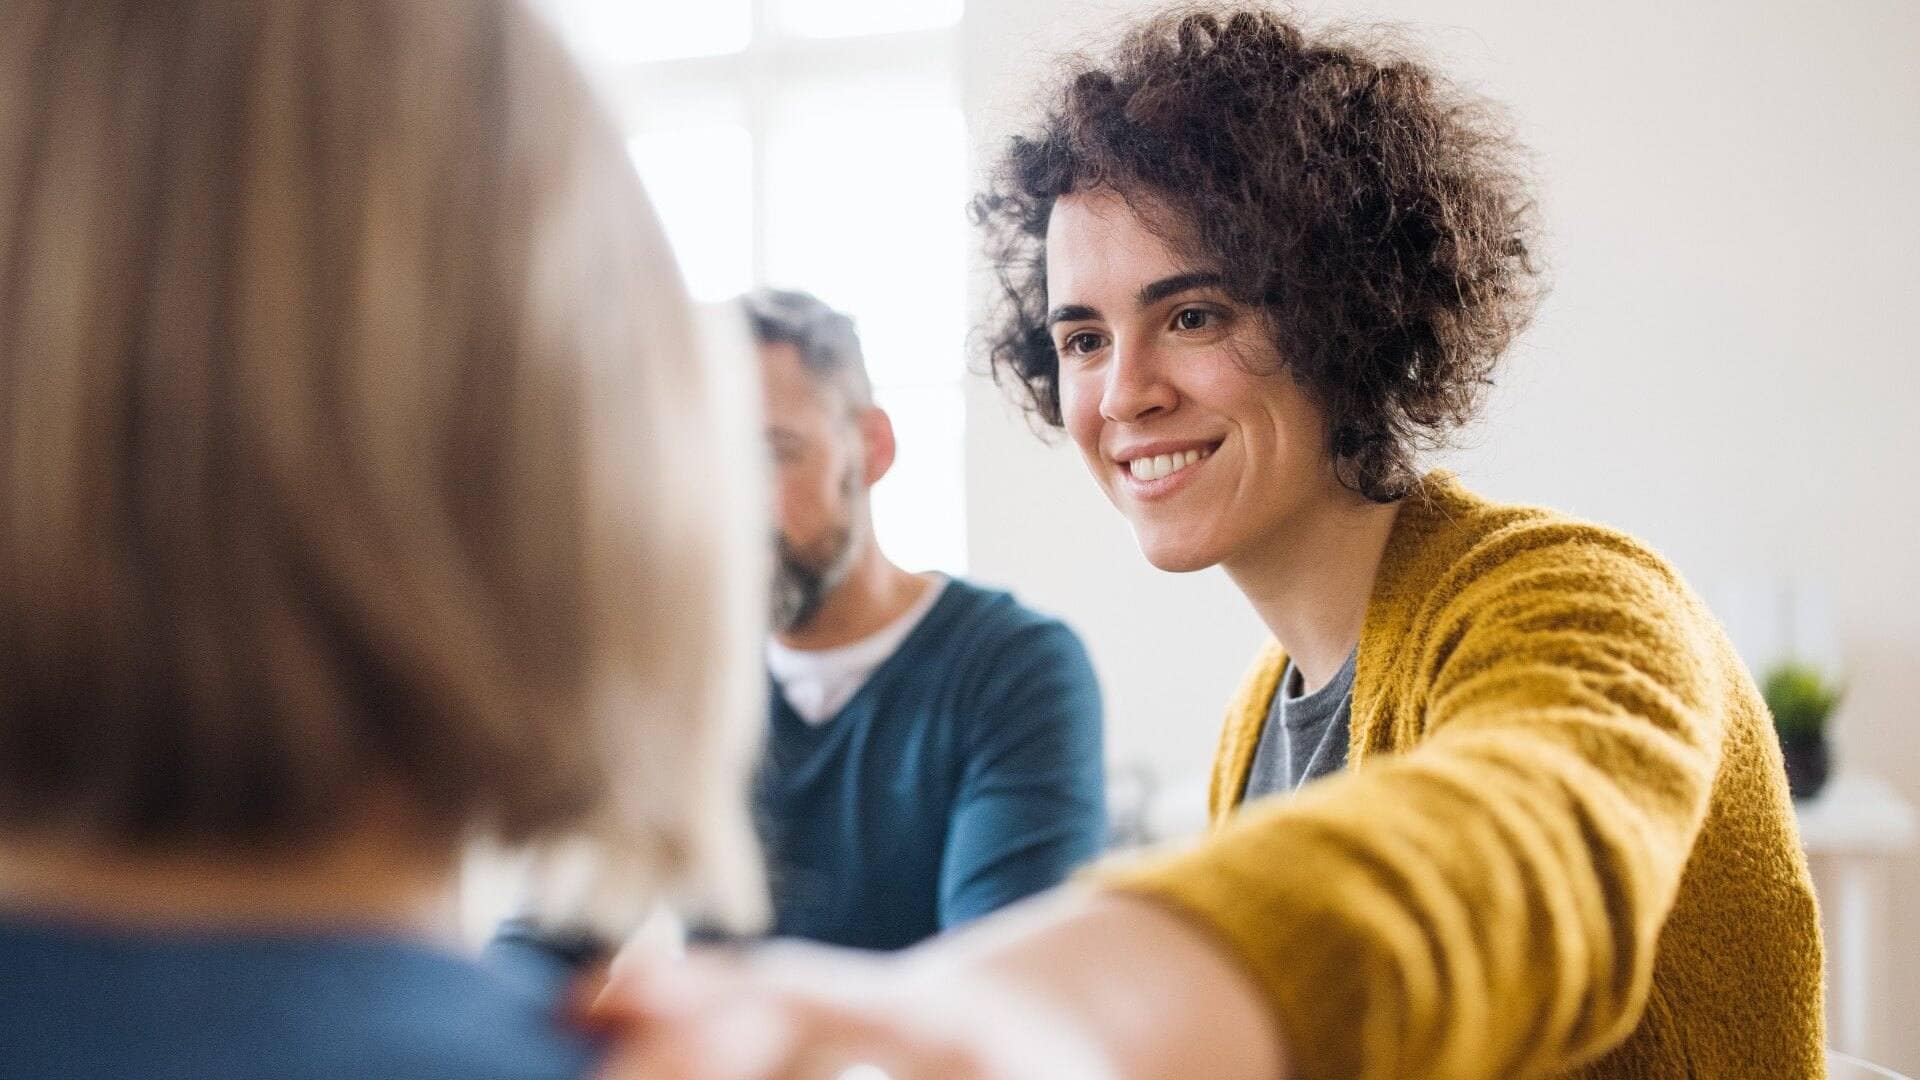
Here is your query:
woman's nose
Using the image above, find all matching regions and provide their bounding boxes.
[1100,342,1177,423]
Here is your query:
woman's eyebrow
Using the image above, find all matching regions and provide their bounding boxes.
[1047,271,1225,327]
[1137,272,1224,308]
[1047,303,1100,326]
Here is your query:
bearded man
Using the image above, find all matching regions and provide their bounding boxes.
[744,288,1106,950]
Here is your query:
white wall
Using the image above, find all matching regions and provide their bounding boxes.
[961,0,1920,1069]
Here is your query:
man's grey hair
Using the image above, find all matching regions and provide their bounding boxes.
[740,288,874,412]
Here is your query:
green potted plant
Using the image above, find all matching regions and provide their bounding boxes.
[1761,660,1843,801]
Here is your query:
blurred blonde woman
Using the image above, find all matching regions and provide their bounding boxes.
[0,2,763,1077]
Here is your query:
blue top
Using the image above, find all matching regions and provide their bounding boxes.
[756,578,1106,950]
[0,915,597,1080]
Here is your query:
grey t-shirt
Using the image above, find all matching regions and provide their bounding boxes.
[1242,648,1357,801]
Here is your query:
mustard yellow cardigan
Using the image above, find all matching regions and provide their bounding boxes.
[1100,473,1825,1079]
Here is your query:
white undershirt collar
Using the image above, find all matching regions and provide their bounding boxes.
[766,573,950,725]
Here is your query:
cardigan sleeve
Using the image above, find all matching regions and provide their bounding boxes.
[1094,530,1729,1080]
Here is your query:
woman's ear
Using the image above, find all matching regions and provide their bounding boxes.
[856,405,897,488]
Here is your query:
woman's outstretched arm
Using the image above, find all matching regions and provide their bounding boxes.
[595,887,1287,1080]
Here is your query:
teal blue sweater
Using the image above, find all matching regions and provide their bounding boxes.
[756,579,1105,950]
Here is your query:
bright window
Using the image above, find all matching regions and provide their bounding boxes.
[532,0,749,65]
[764,98,968,386]
[628,127,754,302]
[545,0,970,574]
[773,0,963,39]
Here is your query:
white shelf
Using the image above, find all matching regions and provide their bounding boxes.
[1796,774,1918,856]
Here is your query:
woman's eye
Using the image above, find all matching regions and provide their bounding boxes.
[1174,308,1214,331]
[1060,331,1104,356]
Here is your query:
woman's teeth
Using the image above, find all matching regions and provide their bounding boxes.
[1127,447,1209,481]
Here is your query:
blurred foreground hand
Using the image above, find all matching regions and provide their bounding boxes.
[586,890,1285,1080]
[589,938,1116,1080]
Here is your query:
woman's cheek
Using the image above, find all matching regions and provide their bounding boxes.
[1059,370,1103,458]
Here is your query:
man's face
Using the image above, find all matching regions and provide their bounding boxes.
[761,340,864,633]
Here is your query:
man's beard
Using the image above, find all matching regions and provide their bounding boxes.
[770,521,860,634]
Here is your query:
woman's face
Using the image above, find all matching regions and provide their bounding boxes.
[1047,189,1339,573]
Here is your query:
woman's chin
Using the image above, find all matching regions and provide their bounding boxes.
[1135,531,1221,574]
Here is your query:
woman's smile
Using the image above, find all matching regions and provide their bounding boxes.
[1111,439,1222,500]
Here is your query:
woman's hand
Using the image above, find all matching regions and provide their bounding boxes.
[591,889,1286,1080]
[591,939,1116,1080]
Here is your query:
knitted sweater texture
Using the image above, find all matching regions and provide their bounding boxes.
[1100,473,1824,1079]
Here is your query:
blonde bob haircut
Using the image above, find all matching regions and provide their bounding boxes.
[0,0,765,928]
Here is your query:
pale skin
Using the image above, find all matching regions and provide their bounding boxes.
[760,339,930,650]
[594,188,1402,1079]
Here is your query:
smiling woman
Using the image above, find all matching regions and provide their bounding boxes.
[598,7,1827,1080]
[976,12,1541,506]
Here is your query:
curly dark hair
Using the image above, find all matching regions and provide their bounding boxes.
[972,5,1543,501]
